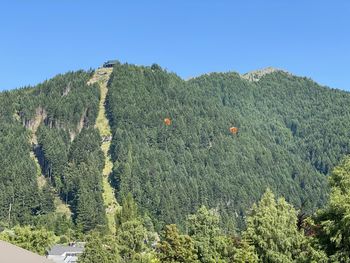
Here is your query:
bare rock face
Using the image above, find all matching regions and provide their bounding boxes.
[19,107,47,144]
[62,82,71,96]
[20,105,89,142]
[23,107,47,132]
[241,67,289,82]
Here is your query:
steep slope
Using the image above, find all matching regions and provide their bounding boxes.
[106,63,350,229]
[29,151,71,218]
[0,70,104,230]
[88,67,119,233]
[26,105,71,218]
[2,62,350,233]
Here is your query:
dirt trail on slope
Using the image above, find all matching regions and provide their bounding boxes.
[89,67,119,233]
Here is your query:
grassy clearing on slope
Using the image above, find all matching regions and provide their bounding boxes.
[94,68,112,137]
[100,137,119,234]
[96,97,111,137]
[90,68,119,234]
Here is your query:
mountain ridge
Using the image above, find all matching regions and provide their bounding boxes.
[1,61,350,232]
[241,66,290,82]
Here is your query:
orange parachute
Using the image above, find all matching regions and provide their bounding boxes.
[229,127,238,134]
[164,118,172,126]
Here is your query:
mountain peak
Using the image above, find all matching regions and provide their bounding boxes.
[241,67,288,82]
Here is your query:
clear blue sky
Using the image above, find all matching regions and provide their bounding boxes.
[0,1,349,91]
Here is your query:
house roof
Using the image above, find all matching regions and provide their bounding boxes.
[103,60,118,66]
[0,240,53,263]
[47,244,84,256]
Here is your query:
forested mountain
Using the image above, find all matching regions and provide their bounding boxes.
[0,70,105,230]
[1,61,350,261]
[106,63,350,229]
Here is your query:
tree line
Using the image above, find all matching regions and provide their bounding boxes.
[106,63,350,229]
[2,62,350,262]
[0,70,102,230]
[3,155,350,262]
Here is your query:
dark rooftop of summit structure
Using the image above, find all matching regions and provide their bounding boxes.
[103,60,118,68]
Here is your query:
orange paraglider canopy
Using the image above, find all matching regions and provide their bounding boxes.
[164,118,172,126]
[230,127,238,134]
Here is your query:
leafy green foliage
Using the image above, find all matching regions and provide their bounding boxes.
[115,194,152,262]
[243,189,327,262]
[315,156,350,261]
[117,220,148,262]
[187,206,230,262]
[0,225,55,255]
[157,224,198,263]
[231,239,258,263]
[79,232,121,263]
[32,213,73,237]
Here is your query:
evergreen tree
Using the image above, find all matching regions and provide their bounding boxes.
[74,168,107,233]
[243,189,327,263]
[116,193,139,227]
[117,219,148,262]
[78,232,121,263]
[315,155,350,262]
[187,206,230,262]
[115,194,150,262]
[38,184,55,214]
[231,238,258,263]
[157,224,198,263]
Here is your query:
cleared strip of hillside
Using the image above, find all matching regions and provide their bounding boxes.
[89,67,119,233]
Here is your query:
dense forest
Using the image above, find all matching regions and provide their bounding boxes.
[106,63,350,229]
[0,70,105,231]
[1,62,350,262]
[2,156,350,262]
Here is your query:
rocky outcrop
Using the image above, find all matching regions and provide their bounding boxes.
[62,82,71,96]
[241,67,289,82]
[22,107,47,132]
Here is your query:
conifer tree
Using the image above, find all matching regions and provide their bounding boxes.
[187,206,230,262]
[315,156,350,261]
[115,193,149,262]
[157,224,198,263]
[231,238,258,263]
[243,189,327,263]
[116,193,138,227]
[78,232,121,263]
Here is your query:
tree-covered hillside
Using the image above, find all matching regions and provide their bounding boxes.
[0,70,104,229]
[2,62,350,262]
[106,63,350,229]
[1,62,350,234]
